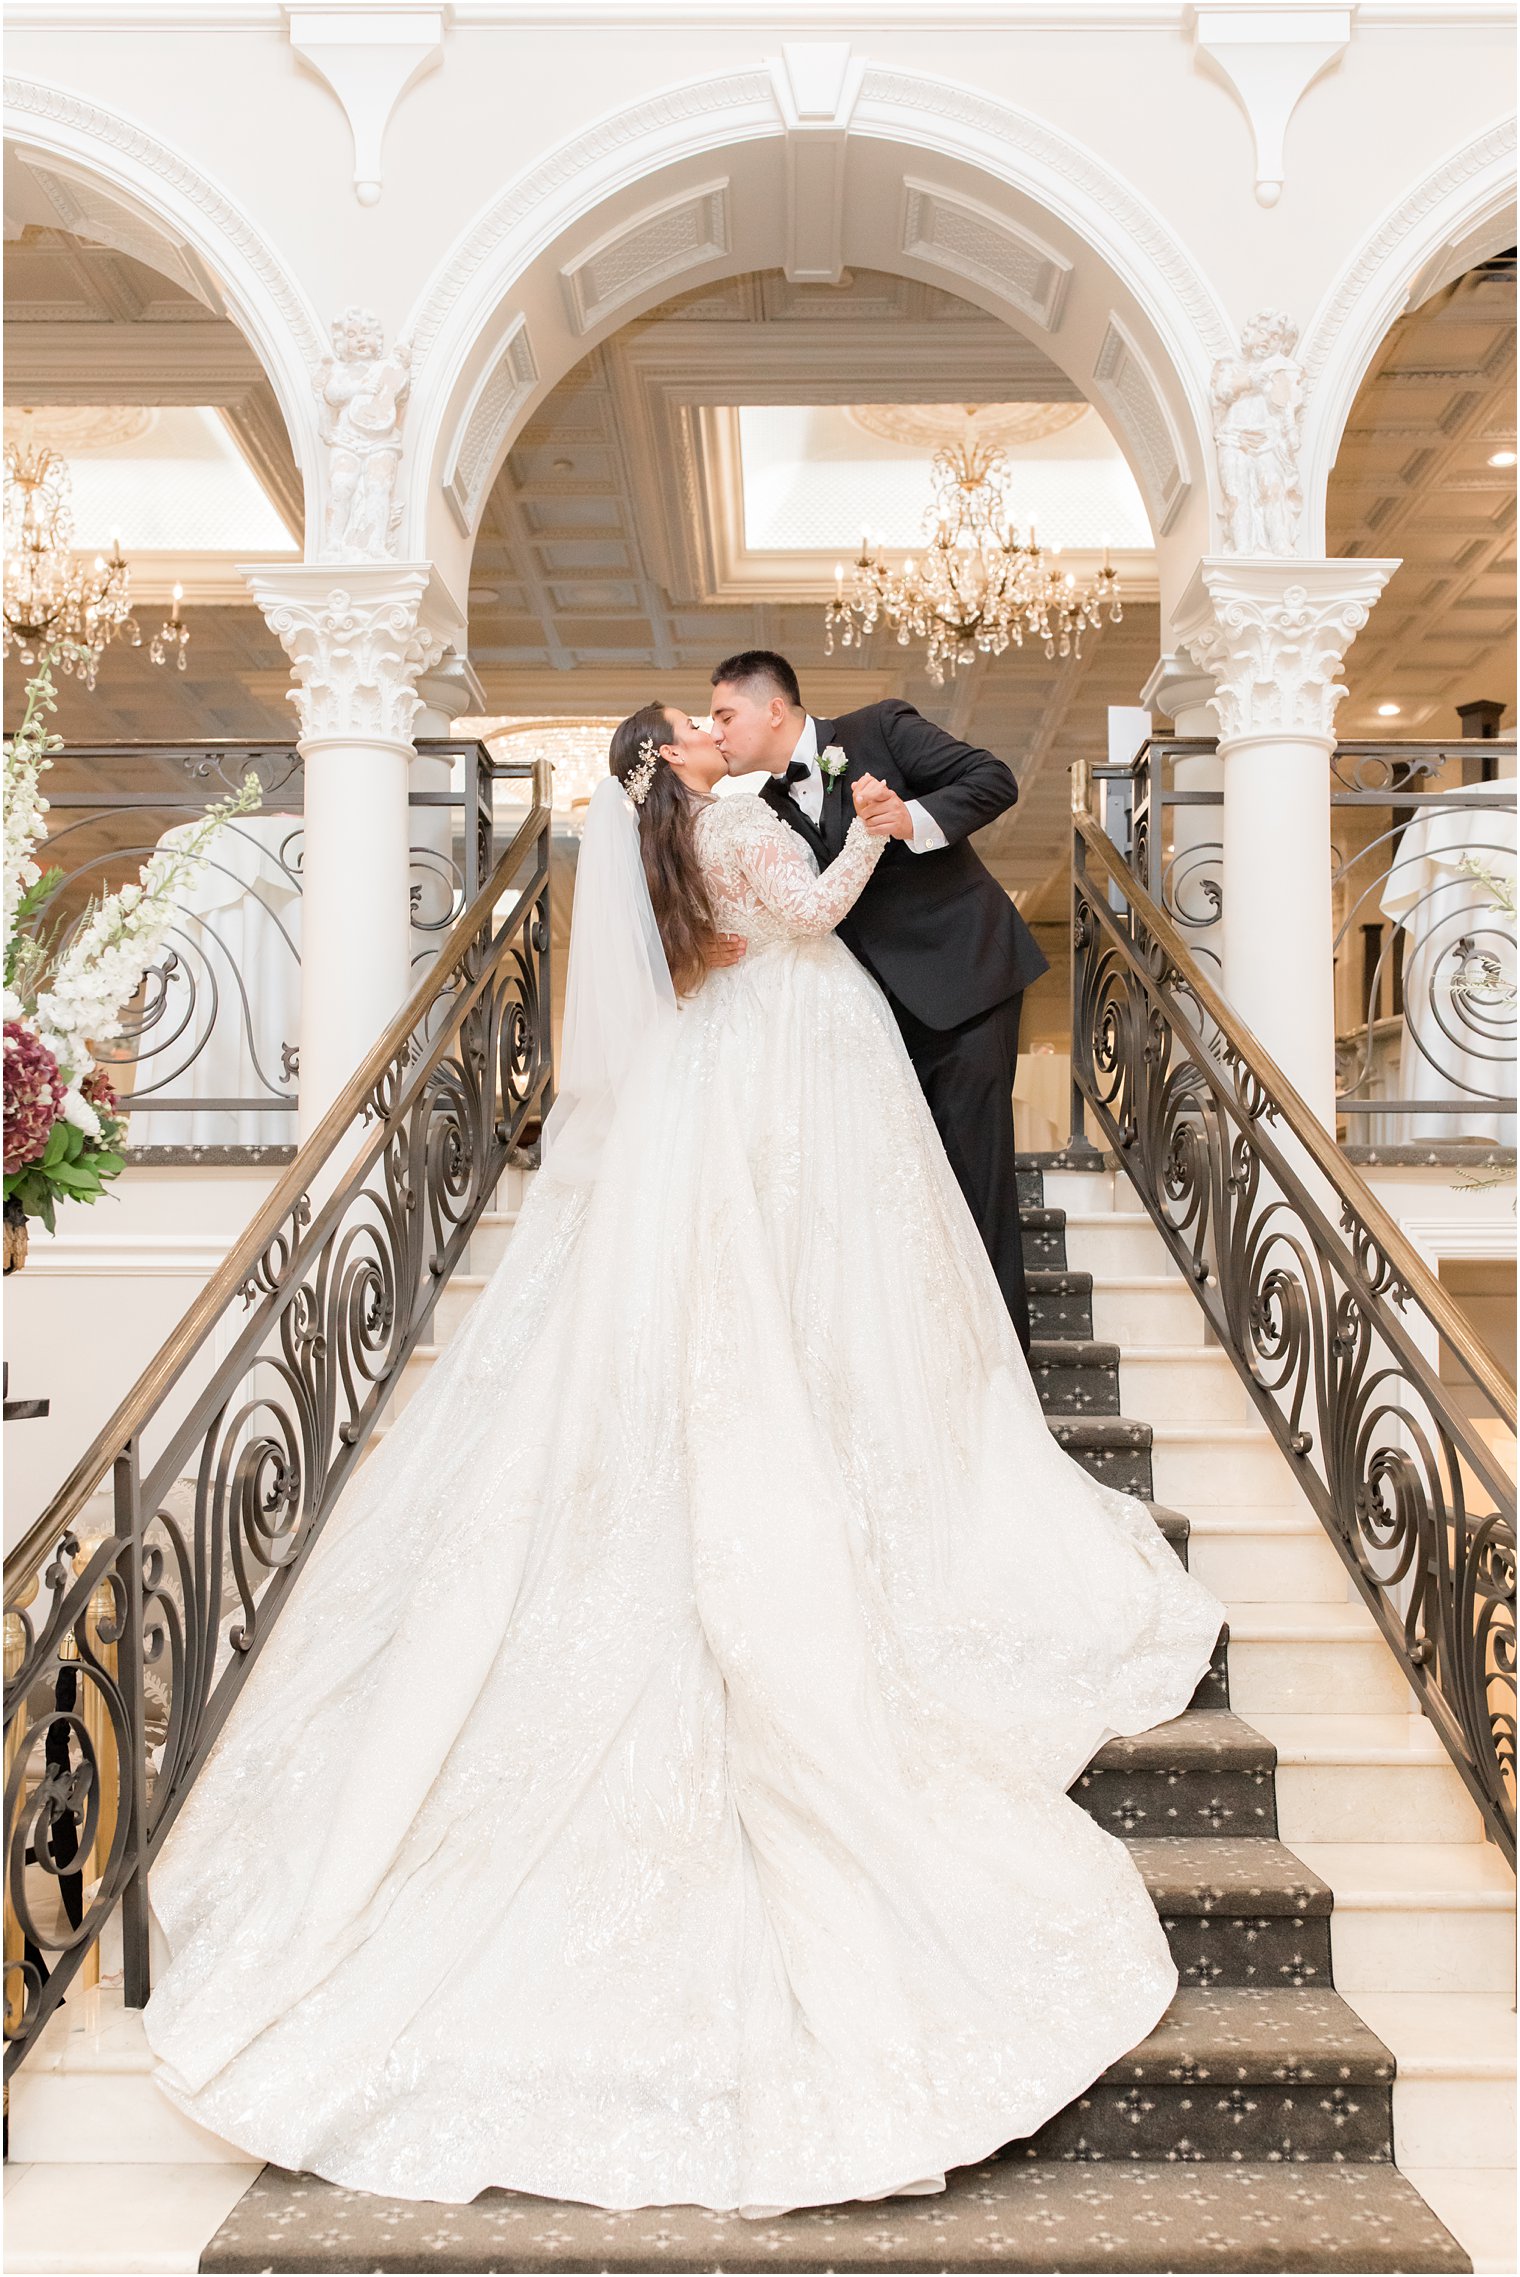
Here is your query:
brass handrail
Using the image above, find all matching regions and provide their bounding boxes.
[1072,757,1516,1422]
[1071,754,1515,1859]
[4,781,550,1598]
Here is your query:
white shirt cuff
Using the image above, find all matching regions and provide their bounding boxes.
[904,798,948,854]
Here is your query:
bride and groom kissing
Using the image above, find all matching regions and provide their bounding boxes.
[674,647,1049,1349]
[140,648,1224,2218]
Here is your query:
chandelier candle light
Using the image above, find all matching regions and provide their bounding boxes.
[2,426,191,690]
[824,426,1122,685]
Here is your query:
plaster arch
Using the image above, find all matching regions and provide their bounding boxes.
[402,62,1236,614]
[1298,115,1517,555]
[3,74,328,550]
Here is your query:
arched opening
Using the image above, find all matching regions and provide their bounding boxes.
[408,69,1225,608]
[1322,244,1516,1183]
[2,128,314,742]
[449,261,1169,1143]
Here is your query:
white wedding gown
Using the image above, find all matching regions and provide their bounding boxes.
[142,792,1225,2213]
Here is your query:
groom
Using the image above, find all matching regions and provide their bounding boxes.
[709,649,1049,1353]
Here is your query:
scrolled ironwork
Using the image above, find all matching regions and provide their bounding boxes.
[28,741,512,1141]
[1071,777,1516,1864]
[3,780,553,2075]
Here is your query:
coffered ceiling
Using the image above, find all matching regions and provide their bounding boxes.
[1328,252,1516,737]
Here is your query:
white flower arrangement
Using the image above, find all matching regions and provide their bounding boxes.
[818,742,849,783]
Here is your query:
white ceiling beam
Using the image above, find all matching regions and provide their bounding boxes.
[3,319,265,400]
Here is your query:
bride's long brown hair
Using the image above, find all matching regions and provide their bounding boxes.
[609,704,722,996]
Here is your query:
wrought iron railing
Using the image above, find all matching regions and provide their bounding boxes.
[1070,760,1516,1864]
[33,739,508,1147]
[2,766,553,2075]
[1095,736,1517,1148]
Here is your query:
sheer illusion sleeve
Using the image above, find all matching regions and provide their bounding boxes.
[736,809,887,937]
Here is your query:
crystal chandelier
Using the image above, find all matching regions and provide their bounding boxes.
[823,433,1122,685]
[3,433,191,690]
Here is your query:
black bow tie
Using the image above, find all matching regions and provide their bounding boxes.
[779,759,812,789]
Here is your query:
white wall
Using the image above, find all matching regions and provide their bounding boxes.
[3,1165,280,1549]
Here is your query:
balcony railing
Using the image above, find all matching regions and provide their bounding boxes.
[1094,736,1517,1153]
[32,739,512,1150]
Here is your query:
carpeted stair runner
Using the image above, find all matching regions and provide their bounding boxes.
[196,1159,1471,2275]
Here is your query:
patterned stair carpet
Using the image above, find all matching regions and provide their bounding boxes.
[196,1159,1471,2276]
[199,2160,1466,2273]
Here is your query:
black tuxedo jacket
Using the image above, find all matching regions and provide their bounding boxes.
[759,699,1049,1028]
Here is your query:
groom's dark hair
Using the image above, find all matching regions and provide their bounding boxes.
[711,649,802,710]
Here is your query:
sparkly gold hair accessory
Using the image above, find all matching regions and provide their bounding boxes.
[625,735,661,807]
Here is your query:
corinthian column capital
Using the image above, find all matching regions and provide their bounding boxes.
[242,561,448,747]
[1172,556,1400,747]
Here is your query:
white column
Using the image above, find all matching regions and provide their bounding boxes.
[244,563,446,1138]
[1173,558,1398,1126]
[1140,654,1226,980]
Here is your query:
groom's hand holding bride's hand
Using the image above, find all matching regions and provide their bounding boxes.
[853,774,913,839]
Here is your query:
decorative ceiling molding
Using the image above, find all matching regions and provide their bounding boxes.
[603,306,1085,602]
[767,42,866,285]
[2,317,265,398]
[442,313,539,534]
[900,177,1072,333]
[17,155,227,311]
[1294,112,1516,548]
[2,76,327,375]
[846,400,1088,448]
[856,66,1233,362]
[407,60,1228,558]
[1299,116,1518,395]
[560,178,731,336]
[285,5,446,206]
[1190,6,1353,208]
[409,71,775,365]
[1091,312,1190,534]
[2,297,305,535]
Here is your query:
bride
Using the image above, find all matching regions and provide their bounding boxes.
[142,703,1225,2216]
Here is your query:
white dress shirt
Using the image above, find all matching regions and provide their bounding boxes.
[781,717,948,854]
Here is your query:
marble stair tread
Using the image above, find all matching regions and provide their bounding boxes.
[1286,1842,1516,1906]
[1338,1991,1517,2081]
[195,2159,1471,2273]
[1226,1601,1384,1642]
[1100,1984,1395,2082]
[1249,1712,1461,1765]
[1088,1709,1272,1773]
[1125,1836,1334,1914]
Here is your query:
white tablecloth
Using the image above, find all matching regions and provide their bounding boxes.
[124,813,303,1148]
[1377,779,1516,1146]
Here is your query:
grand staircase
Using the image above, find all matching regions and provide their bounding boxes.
[33,1153,1496,2272]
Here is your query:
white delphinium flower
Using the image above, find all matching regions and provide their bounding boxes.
[3,665,60,940]
[36,773,261,1084]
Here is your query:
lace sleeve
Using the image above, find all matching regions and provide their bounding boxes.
[736,810,887,937]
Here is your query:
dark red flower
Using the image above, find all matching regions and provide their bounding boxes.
[4,1019,66,1173]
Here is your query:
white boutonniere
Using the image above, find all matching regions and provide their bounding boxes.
[818,744,849,784]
